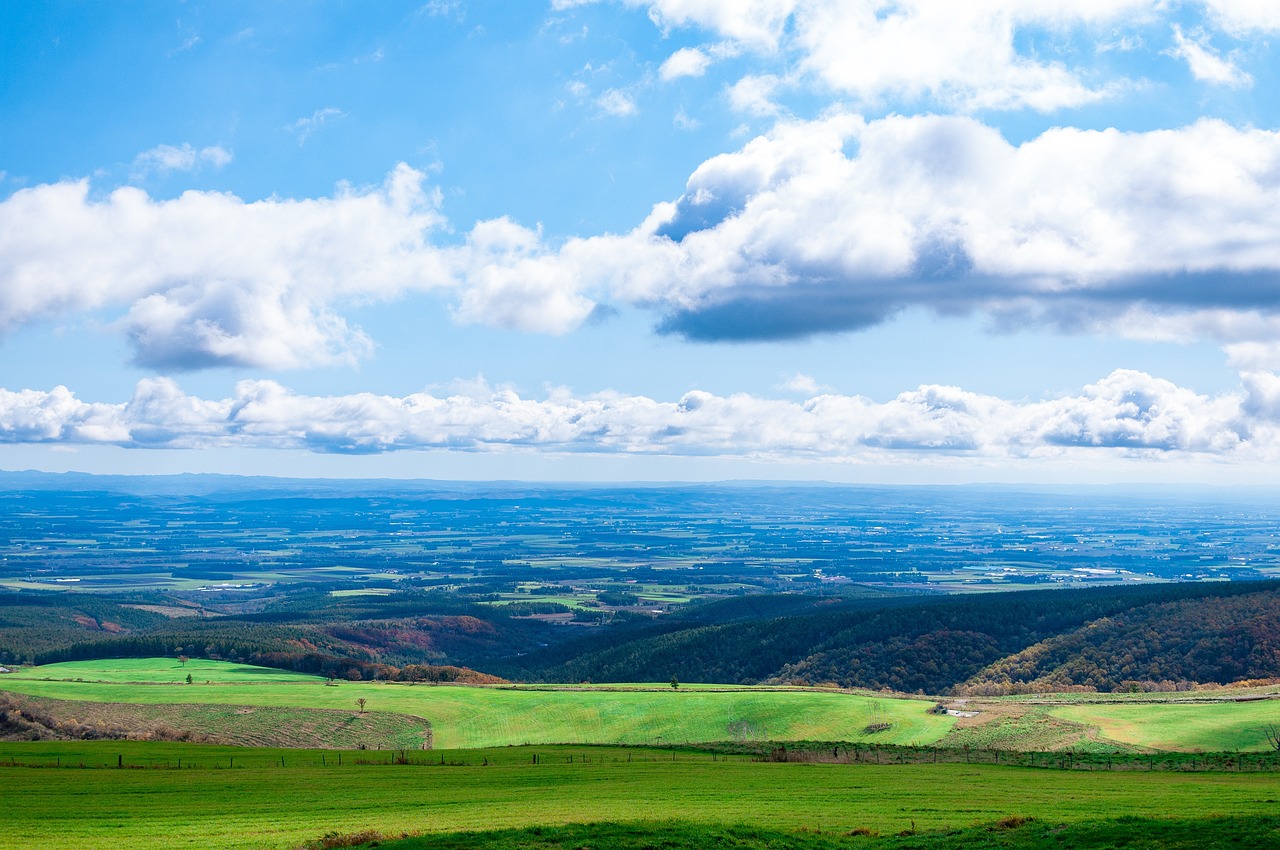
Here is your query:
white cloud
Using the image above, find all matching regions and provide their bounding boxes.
[132,143,232,177]
[789,1,1129,111]
[586,0,1152,111]
[288,107,347,145]
[583,1,1273,112]
[1200,0,1280,36]
[0,163,611,369]
[778,373,829,394]
[554,0,797,49]
[727,74,783,115]
[660,47,712,80]
[1165,25,1252,87]
[603,113,1280,344]
[7,114,1280,370]
[596,88,639,116]
[448,217,598,333]
[0,369,1270,462]
[0,165,451,369]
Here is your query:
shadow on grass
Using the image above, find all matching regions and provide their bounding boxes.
[299,815,1280,850]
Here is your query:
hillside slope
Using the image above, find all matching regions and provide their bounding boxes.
[959,590,1280,693]
[503,583,1280,693]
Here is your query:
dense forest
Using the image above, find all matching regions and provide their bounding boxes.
[3,580,1277,694]
[498,581,1280,693]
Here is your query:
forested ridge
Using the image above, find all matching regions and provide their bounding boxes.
[498,581,1280,693]
[3,581,1278,694]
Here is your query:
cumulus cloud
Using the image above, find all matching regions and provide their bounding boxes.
[660,47,712,80]
[1165,25,1252,87]
[621,113,1280,343]
[0,165,451,369]
[789,1,1129,111]
[727,74,784,115]
[0,370,1272,461]
[448,217,598,333]
[8,114,1280,366]
[132,143,232,177]
[577,0,1271,112]
[0,162,615,369]
[6,114,1280,367]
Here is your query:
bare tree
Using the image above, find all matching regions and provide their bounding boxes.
[356,698,367,714]
[1263,723,1280,752]
[863,700,891,734]
[178,655,189,668]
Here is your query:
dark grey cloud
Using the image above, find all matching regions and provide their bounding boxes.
[655,283,897,341]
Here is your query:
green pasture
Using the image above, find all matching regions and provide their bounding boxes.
[7,660,1277,753]
[1,741,1277,850]
[13,657,322,684]
[1050,701,1280,752]
[2,659,952,749]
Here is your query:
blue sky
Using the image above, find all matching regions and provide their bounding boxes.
[3,0,1280,482]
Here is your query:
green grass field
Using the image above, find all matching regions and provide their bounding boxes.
[1049,701,1280,752]
[375,817,1280,850]
[14,657,322,684]
[1,741,1277,850]
[6,659,1278,753]
[2,659,953,749]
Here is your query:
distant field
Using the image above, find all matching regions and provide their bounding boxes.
[2,659,953,749]
[1,741,1277,850]
[13,657,322,684]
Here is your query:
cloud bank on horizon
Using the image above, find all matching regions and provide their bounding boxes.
[0,368,1268,460]
[1,0,1279,476]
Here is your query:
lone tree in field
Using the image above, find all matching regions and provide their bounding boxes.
[356,698,367,714]
[1264,723,1280,752]
[178,654,188,667]
[670,675,679,690]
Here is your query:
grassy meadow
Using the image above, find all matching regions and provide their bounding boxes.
[1,741,1278,850]
[7,659,1280,753]
[1049,700,1280,753]
[1,659,953,749]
